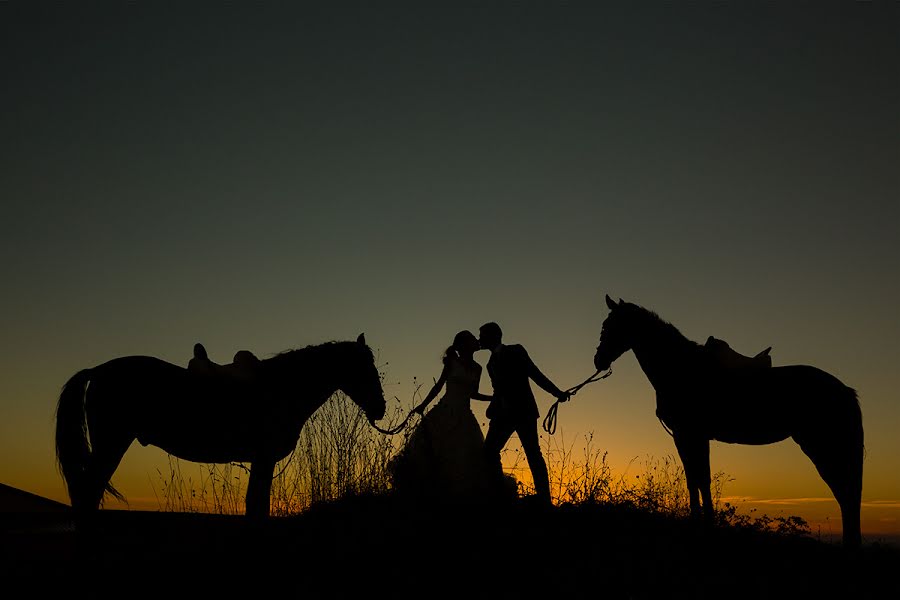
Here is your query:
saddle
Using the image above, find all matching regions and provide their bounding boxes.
[188,342,261,382]
[704,336,772,369]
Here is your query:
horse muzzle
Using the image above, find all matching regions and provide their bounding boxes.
[594,352,612,373]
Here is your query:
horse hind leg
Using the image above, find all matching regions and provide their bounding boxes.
[794,431,863,549]
[78,430,134,515]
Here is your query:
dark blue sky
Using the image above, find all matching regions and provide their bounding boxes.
[2,3,898,533]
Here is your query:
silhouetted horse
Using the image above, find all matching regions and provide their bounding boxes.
[594,296,863,548]
[55,334,386,519]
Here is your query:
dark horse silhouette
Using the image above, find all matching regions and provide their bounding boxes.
[593,296,863,548]
[55,334,386,519]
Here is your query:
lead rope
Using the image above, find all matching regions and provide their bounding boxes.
[542,368,612,435]
[374,368,614,437]
[370,407,419,435]
[370,387,426,435]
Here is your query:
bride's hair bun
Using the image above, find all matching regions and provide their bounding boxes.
[442,345,459,365]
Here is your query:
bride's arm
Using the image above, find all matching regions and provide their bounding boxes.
[413,365,448,414]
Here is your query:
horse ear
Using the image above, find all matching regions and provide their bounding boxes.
[605,295,618,310]
[357,333,366,345]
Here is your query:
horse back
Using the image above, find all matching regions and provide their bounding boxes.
[88,355,290,462]
[95,355,185,379]
[740,364,856,404]
[92,354,263,406]
[668,363,859,444]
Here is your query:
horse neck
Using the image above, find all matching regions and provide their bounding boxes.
[629,313,702,389]
[268,345,346,413]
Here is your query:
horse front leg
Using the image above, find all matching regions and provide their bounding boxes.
[674,433,712,523]
[246,459,275,519]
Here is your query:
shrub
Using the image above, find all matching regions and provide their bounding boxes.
[154,398,810,540]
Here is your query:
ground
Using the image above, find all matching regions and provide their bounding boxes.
[2,493,897,600]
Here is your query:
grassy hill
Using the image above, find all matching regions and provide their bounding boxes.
[3,492,897,600]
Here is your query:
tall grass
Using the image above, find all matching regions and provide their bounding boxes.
[268,390,400,516]
[153,390,404,514]
[154,456,247,514]
[152,393,809,538]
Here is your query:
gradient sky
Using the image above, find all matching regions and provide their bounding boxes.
[2,3,898,541]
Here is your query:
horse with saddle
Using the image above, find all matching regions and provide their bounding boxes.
[188,342,262,382]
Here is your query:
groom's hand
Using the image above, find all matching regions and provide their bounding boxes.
[557,391,572,403]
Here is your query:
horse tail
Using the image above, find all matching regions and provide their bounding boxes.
[54,368,93,507]
[848,385,865,483]
[844,385,865,548]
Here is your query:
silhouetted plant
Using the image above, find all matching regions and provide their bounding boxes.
[154,394,811,540]
[541,431,617,505]
[269,389,399,515]
[716,502,811,538]
[154,456,248,514]
[155,368,405,515]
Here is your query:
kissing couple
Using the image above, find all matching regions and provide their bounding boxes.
[388,322,571,507]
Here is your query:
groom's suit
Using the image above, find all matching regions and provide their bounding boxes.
[485,344,560,421]
[483,343,565,503]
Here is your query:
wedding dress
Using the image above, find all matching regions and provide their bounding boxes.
[389,356,497,504]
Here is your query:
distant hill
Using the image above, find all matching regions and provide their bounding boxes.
[0,483,69,512]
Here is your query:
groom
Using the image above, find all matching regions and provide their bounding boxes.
[478,321,570,506]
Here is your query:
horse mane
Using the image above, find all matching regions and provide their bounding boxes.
[624,302,703,352]
[264,340,372,370]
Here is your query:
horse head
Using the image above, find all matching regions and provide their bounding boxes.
[594,295,634,372]
[339,333,386,423]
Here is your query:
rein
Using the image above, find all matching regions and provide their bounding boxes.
[370,410,418,435]
[370,394,421,435]
[542,368,612,435]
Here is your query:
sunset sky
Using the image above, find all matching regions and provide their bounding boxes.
[2,3,898,543]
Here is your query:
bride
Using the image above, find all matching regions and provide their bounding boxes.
[389,330,514,505]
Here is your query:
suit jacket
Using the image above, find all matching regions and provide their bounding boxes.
[486,344,562,421]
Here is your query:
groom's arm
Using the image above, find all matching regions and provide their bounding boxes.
[519,346,567,399]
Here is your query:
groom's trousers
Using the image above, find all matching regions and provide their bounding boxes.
[483,415,551,503]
